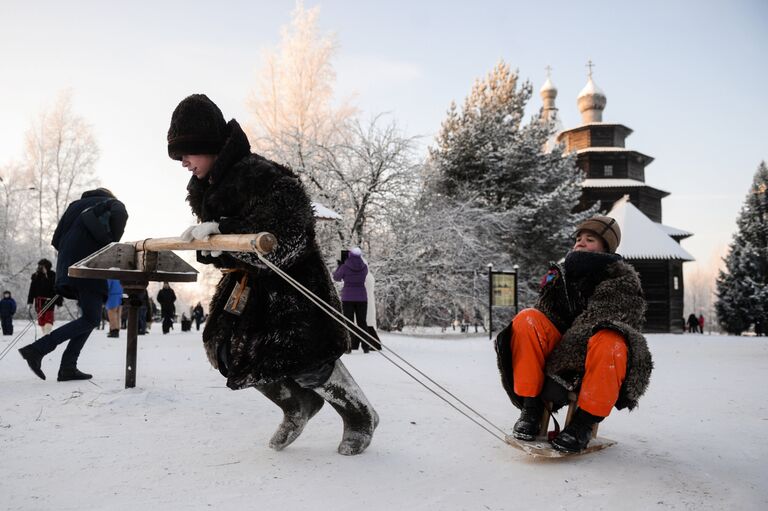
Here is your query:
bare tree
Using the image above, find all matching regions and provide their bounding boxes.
[24,90,99,256]
[0,160,41,305]
[315,115,421,251]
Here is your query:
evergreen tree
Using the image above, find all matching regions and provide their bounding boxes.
[715,161,768,335]
[377,61,590,329]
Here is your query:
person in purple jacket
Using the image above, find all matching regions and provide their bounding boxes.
[333,247,370,353]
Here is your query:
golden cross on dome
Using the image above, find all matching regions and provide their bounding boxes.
[586,60,595,78]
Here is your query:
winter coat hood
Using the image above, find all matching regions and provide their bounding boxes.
[345,252,366,271]
[51,191,128,299]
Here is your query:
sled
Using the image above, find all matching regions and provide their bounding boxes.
[505,434,616,458]
[505,398,616,458]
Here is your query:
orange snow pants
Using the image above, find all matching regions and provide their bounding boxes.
[510,308,627,417]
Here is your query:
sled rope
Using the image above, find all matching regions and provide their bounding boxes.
[0,295,60,362]
[255,252,509,444]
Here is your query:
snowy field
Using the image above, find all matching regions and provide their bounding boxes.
[1,323,766,511]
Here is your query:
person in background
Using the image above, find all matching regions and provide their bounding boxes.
[0,290,17,335]
[687,313,700,334]
[363,253,381,351]
[698,314,705,334]
[180,313,192,332]
[165,93,377,455]
[496,215,652,453]
[192,302,205,331]
[333,247,370,353]
[27,259,62,335]
[138,291,151,335]
[18,188,128,381]
[106,279,123,338]
[156,282,177,334]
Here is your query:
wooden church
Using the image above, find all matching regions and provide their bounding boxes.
[541,66,694,332]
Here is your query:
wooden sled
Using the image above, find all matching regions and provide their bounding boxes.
[505,397,616,458]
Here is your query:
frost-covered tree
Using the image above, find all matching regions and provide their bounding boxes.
[716,161,768,335]
[0,161,43,310]
[377,61,588,329]
[314,115,421,252]
[247,3,419,261]
[246,0,355,199]
[24,90,99,257]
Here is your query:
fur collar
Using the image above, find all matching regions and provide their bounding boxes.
[185,119,251,219]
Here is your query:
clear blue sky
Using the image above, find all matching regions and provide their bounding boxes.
[1,0,766,276]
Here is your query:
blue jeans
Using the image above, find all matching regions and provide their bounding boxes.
[33,290,103,370]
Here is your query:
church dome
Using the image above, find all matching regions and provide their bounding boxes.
[577,75,607,123]
[540,77,558,100]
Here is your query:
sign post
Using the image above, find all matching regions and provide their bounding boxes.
[488,265,519,340]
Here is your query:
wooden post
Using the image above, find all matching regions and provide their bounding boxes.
[123,282,148,389]
[133,233,276,254]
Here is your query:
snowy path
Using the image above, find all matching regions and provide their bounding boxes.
[1,325,766,510]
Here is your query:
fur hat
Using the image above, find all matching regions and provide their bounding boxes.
[167,94,227,160]
[37,258,52,270]
[575,215,621,253]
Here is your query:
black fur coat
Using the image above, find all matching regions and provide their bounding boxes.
[186,120,348,389]
[496,251,653,412]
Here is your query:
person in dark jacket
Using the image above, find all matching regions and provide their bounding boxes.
[167,94,377,455]
[192,302,205,331]
[495,215,653,453]
[27,259,62,335]
[0,290,17,335]
[18,188,128,381]
[156,282,177,334]
[687,313,700,334]
[333,247,370,353]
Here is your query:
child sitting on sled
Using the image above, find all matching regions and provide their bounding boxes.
[495,216,653,453]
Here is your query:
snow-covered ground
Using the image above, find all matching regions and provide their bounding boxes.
[1,323,766,510]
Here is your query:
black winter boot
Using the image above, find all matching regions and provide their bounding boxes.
[57,368,93,381]
[256,378,325,451]
[18,344,46,380]
[512,396,544,441]
[314,360,379,455]
[551,408,603,453]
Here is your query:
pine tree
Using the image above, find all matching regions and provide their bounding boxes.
[377,61,590,329]
[715,161,768,335]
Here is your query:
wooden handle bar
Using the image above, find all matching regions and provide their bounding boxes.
[133,233,277,254]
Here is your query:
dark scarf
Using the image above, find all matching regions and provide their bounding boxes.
[562,250,622,318]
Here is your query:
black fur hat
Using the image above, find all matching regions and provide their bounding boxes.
[37,258,52,271]
[167,94,227,160]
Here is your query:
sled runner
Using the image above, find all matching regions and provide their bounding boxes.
[505,399,616,458]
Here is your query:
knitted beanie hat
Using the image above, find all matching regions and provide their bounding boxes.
[167,94,227,160]
[575,215,621,253]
